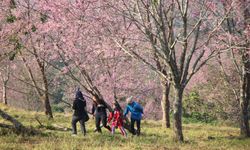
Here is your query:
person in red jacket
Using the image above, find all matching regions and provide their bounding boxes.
[108,102,127,137]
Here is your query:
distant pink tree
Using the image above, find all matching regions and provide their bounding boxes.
[217,0,250,137]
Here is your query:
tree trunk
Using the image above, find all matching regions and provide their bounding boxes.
[31,47,53,119]
[20,52,53,118]
[240,53,250,137]
[161,78,171,128]
[41,68,53,119]
[173,86,184,142]
[2,82,7,105]
[42,95,53,119]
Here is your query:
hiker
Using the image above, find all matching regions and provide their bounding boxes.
[71,89,89,136]
[123,96,143,136]
[91,99,111,133]
[108,102,127,137]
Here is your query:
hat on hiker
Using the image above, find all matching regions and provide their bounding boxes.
[126,96,133,104]
[75,88,84,100]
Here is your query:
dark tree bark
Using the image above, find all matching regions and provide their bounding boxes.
[161,78,171,128]
[240,53,250,137]
[173,86,184,142]
[239,0,250,137]
[40,64,53,119]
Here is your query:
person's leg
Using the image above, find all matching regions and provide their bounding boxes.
[71,116,78,135]
[130,118,136,135]
[79,119,86,136]
[95,115,102,133]
[119,126,127,137]
[102,115,111,132]
[111,125,115,135]
[136,119,141,136]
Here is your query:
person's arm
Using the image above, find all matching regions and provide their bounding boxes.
[140,105,144,114]
[82,101,87,112]
[91,104,95,115]
[107,112,113,123]
[72,100,77,110]
[123,105,129,117]
[83,100,86,107]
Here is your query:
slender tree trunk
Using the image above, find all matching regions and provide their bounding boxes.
[240,53,250,137]
[2,82,7,105]
[41,67,53,119]
[161,78,171,128]
[1,67,9,105]
[27,47,53,119]
[42,95,53,119]
[173,86,184,142]
[20,52,52,118]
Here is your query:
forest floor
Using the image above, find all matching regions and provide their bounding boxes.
[0,104,250,150]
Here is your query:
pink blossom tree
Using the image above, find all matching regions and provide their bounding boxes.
[0,0,55,118]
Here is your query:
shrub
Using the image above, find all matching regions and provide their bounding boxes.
[51,105,64,113]
[183,91,217,123]
[6,14,16,23]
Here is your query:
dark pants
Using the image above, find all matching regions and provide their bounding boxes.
[95,113,111,133]
[72,115,86,135]
[131,118,141,136]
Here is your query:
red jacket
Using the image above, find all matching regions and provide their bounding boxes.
[108,110,123,127]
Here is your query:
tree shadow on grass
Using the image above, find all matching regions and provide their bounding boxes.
[142,120,163,128]
[205,135,250,141]
[183,125,236,133]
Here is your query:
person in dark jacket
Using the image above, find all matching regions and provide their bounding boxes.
[123,96,143,136]
[91,99,111,133]
[72,89,89,136]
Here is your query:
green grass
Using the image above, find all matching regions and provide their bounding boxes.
[1,104,250,150]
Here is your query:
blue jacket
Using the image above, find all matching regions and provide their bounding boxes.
[124,101,143,120]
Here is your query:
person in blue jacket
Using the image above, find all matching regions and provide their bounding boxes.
[123,96,143,136]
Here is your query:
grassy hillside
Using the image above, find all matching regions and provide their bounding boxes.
[0,104,250,150]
